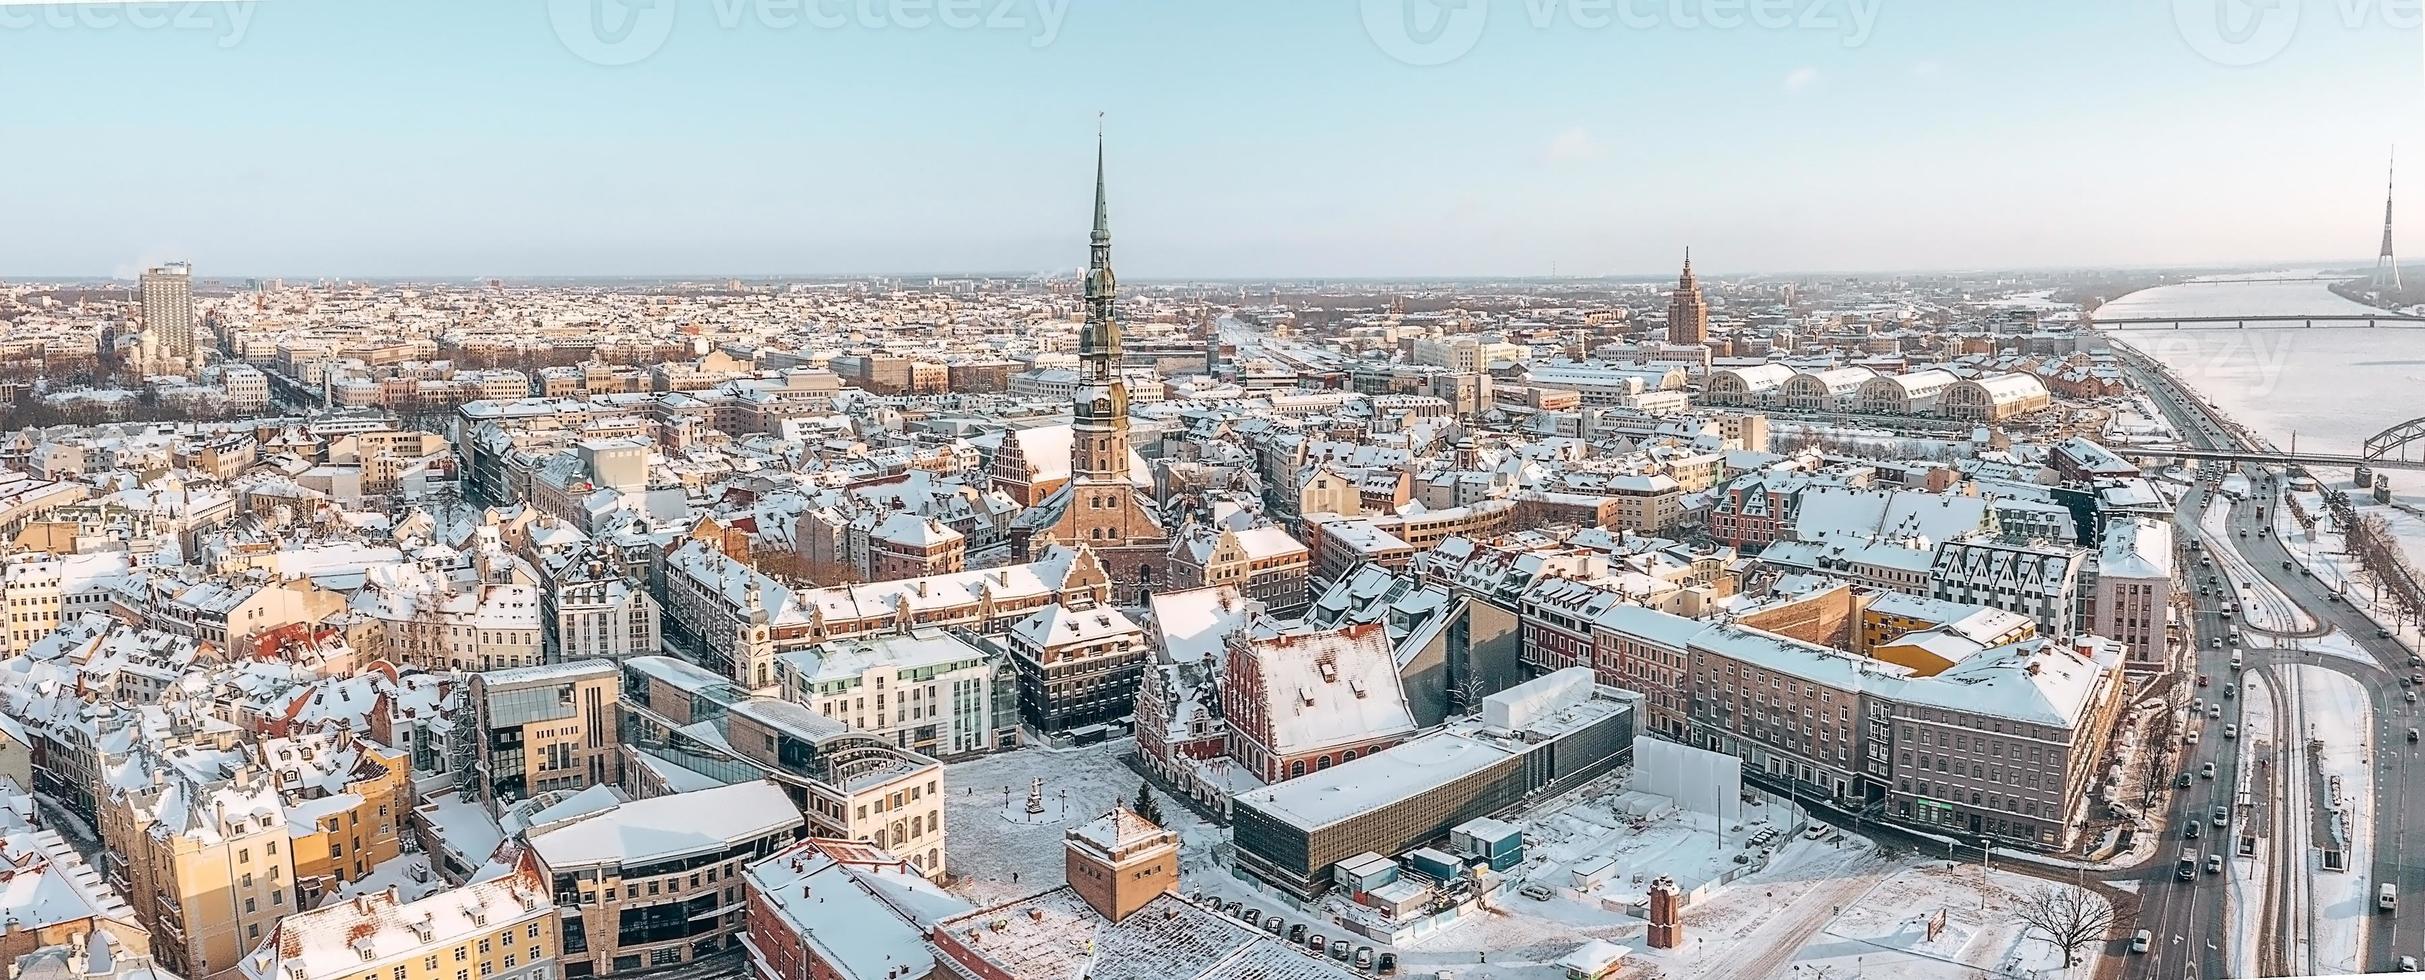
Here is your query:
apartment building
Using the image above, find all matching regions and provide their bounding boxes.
[350,564,544,672]
[2088,516,2173,670]
[105,732,411,980]
[772,629,1017,759]
[1680,623,2126,849]
[0,551,130,655]
[468,660,623,815]
[545,570,661,663]
[1165,523,1312,617]
[1006,600,1147,736]
[1929,537,2087,637]
[239,858,558,980]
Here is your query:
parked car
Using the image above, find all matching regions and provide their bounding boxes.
[2206,854,2223,874]
[2175,772,2193,789]
[1375,952,1399,976]
[2132,930,2152,954]
[2213,806,2230,826]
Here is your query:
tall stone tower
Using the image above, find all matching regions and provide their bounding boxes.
[1006,129,1170,601]
[1666,250,1709,346]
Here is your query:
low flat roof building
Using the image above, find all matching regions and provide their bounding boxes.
[1230,669,1638,899]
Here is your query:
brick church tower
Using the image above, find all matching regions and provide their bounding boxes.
[1010,128,1171,601]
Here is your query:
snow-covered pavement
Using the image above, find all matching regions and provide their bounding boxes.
[2224,670,2276,979]
[939,738,1224,907]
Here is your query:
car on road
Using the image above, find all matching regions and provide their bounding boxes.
[2131,930,2152,954]
[2283,560,2294,570]
[2201,761,2216,779]
[2397,953,2416,972]
[2225,724,2239,739]
[2208,704,2222,719]
[2213,806,2229,826]
[2224,683,2236,699]
[2176,772,2193,789]
[2239,528,2247,537]
[2382,627,2397,639]
[2207,854,2223,874]
[2185,821,2200,840]
[2186,729,2201,745]
[2211,637,2223,649]
[2410,728,2419,744]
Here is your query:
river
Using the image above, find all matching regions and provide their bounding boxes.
[2104,276,2424,456]
[2108,273,2425,573]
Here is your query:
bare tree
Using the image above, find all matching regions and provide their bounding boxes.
[2014,884,2113,968]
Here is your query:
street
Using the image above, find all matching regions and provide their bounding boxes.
[2121,355,2423,977]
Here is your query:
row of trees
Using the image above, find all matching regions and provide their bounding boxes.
[2347,513,2425,625]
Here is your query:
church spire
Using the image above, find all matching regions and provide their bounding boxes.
[1071,122,1130,482]
[1092,117,1110,247]
[1081,119,1120,369]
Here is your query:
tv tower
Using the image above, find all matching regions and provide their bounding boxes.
[2376,148,2402,297]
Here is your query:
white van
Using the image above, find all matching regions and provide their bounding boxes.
[2382,883,2399,912]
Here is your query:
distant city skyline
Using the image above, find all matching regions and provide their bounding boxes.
[9,1,2422,278]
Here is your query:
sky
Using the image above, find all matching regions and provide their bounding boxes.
[5,0,2424,278]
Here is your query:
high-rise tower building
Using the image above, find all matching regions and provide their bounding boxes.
[2377,151,2402,298]
[1007,131,1170,602]
[140,262,195,360]
[1666,250,1708,346]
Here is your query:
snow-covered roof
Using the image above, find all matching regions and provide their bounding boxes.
[525,780,801,868]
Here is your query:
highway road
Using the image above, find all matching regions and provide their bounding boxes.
[2121,355,2425,976]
